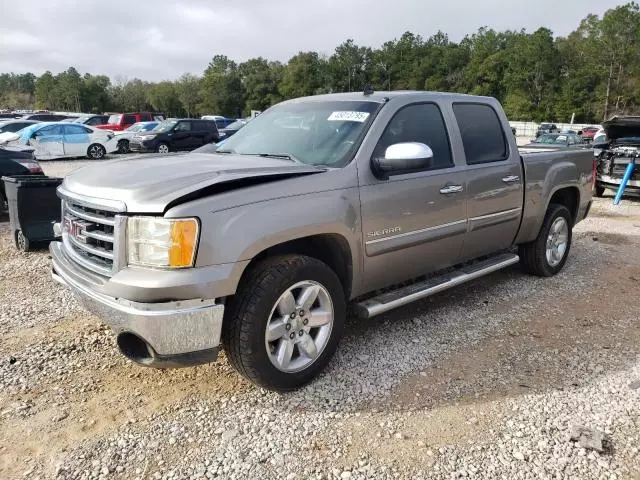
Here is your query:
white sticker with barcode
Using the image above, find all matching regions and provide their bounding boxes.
[327,111,370,122]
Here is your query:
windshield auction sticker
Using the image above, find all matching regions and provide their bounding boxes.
[327,111,370,122]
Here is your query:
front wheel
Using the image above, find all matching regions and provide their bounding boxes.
[15,230,31,252]
[593,183,605,197]
[156,143,170,154]
[519,204,572,277]
[117,139,130,154]
[222,255,345,391]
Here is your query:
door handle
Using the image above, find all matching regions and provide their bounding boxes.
[502,175,520,183]
[439,185,464,194]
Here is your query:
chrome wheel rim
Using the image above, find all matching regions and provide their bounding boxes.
[89,145,103,159]
[158,144,169,154]
[546,217,569,267]
[16,231,26,250]
[265,280,334,373]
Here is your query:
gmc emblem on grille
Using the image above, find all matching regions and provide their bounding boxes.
[64,217,90,240]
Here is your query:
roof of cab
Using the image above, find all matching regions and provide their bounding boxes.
[280,90,493,104]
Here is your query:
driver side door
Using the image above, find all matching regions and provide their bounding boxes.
[357,102,467,293]
[170,121,193,150]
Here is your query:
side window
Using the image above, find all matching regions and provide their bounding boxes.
[86,117,101,125]
[452,103,508,165]
[63,124,88,135]
[140,114,152,121]
[34,125,63,137]
[215,119,227,129]
[373,103,453,170]
[123,115,136,124]
[174,121,191,132]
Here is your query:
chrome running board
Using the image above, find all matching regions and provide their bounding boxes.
[354,252,520,318]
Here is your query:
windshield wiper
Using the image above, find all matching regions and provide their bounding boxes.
[257,153,299,162]
[216,149,235,154]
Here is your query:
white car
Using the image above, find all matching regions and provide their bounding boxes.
[0,122,118,160]
[113,121,159,153]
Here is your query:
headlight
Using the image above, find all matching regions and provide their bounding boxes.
[127,217,199,268]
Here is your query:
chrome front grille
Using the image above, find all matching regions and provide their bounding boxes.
[61,196,125,277]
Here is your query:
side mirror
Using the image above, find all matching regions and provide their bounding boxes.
[373,142,434,178]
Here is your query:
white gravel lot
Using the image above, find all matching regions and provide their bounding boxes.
[0,160,639,479]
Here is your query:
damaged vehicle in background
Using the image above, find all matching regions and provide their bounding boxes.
[0,123,118,160]
[594,116,640,197]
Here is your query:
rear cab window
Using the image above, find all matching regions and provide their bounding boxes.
[123,115,137,125]
[452,103,509,165]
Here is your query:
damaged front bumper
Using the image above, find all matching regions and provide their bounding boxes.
[50,241,224,368]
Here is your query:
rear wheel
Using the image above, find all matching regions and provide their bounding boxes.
[156,143,170,154]
[519,204,572,277]
[87,144,106,159]
[15,230,31,252]
[222,255,345,391]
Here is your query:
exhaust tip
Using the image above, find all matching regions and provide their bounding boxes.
[117,332,154,365]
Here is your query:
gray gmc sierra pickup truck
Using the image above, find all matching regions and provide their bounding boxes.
[51,91,594,391]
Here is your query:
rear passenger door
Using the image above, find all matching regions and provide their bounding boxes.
[452,102,524,262]
[358,102,467,292]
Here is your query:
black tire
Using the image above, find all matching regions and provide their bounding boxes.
[117,139,130,154]
[15,230,31,252]
[519,204,572,277]
[593,183,605,197]
[156,143,170,154]
[0,190,6,213]
[222,254,346,392]
[87,143,106,159]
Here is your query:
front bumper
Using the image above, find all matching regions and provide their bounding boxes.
[50,241,224,367]
[599,174,640,193]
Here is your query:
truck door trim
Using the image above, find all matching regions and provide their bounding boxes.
[467,207,521,232]
[365,219,467,257]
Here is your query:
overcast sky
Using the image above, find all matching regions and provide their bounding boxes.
[0,0,622,81]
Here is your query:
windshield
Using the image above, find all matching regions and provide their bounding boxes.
[152,120,177,133]
[537,134,566,144]
[108,114,122,124]
[226,120,247,130]
[126,123,144,132]
[74,116,91,123]
[216,100,379,166]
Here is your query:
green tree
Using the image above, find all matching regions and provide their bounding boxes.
[177,73,201,117]
[35,71,56,109]
[279,52,325,99]
[239,58,282,113]
[147,81,184,117]
[200,55,243,117]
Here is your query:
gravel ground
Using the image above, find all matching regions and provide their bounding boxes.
[1,165,639,479]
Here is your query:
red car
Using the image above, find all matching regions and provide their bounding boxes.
[580,126,600,142]
[96,112,165,132]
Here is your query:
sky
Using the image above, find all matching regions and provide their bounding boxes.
[0,0,623,81]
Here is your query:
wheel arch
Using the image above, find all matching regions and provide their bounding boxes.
[237,233,354,300]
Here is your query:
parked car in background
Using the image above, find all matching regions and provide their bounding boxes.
[218,118,248,139]
[0,146,42,210]
[96,112,165,132]
[580,126,600,143]
[1,122,118,160]
[0,113,23,120]
[536,123,559,137]
[528,133,585,147]
[0,120,39,134]
[129,119,219,153]
[23,113,75,122]
[201,115,236,130]
[71,115,110,127]
[113,121,159,153]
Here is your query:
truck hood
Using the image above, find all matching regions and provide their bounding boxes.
[61,152,324,213]
[602,116,640,143]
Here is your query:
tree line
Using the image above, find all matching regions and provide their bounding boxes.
[1,2,638,123]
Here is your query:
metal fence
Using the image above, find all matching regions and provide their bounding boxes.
[508,121,601,139]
